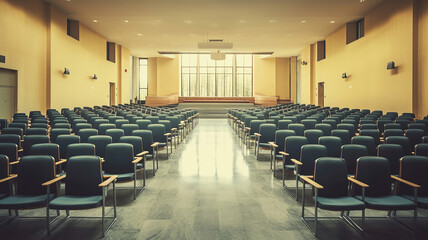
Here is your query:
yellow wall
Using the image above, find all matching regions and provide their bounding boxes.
[418,0,428,117]
[299,0,423,115]
[0,0,130,113]
[253,56,276,96]
[290,56,297,103]
[147,58,157,96]
[0,0,48,113]
[157,56,179,96]
[275,58,290,99]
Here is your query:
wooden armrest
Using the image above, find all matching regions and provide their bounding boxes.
[291,158,302,165]
[300,175,323,189]
[254,133,261,137]
[132,157,143,164]
[171,128,177,131]
[55,159,67,165]
[9,160,20,165]
[245,127,250,131]
[99,175,117,187]
[348,177,369,188]
[279,151,289,156]
[269,142,278,148]
[391,175,420,188]
[151,142,159,147]
[137,151,149,157]
[164,133,172,136]
[42,175,66,186]
[18,149,23,153]
[101,158,105,163]
[0,174,18,184]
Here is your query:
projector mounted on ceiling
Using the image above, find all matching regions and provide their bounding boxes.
[198,39,233,49]
[210,51,225,61]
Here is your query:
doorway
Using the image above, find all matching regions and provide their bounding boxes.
[318,82,324,107]
[109,82,115,106]
[0,68,17,119]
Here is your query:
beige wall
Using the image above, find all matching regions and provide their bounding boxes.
[418,0,428,117]
[299,0,426,116]
[0,0,48,113]
[0,0,130,113]
[253,56,276,96]
[147,58,158,96]
[275,58,290,99]
[157,56,179,96]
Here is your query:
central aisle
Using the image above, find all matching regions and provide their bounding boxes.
[113,119,316,240]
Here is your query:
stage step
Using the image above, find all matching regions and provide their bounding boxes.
[179,103,254,118]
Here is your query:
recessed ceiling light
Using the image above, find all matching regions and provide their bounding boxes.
[269,20,276,23]
[184,19,192,24]
[124,20,129,23]
[360,0,365,2]
[301,20,306,23]
[239,20,245,23]
[66,0,71,2]
[137,33,142,36]
[330,20,336,23]
[93,19,98,23]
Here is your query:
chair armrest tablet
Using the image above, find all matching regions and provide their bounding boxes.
[291,158,303,165]
[348,177,369,188]
[132,157,143,164]
[0,174,18,184]
[301,175,323,189]
[391,175,420,188]
[42,175,66,186]
[99,175,118,187]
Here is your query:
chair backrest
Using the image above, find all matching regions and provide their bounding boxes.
[97,123,116,135]
[315,123,332,136]
[30,123,48,129]
[166,116,180,129]
[274,130,296,154]
[284,136,308,165]
[158,120,172,134]
[288,123,305,136]
[0,143,18,163]
[321,119,337,129]
[408,123,427,132]
[146,116,159,124]
[360,129,380,146]
[351,136,376,156]
[258,124,276,144]
[114,119,129,128]
[415,143,428,157]
[104,143,134,174]
[93,119,109,129]
[121,124,139,136]
[50,128,71,143]
[384,123,402,130]
[72,123,92,134]
[29,143,60,162]
[398,156,428,197]
[147,124,166,143]
[23,135,50,156]
[77,128,98,143]
[301,119,317,130]
[355,156,391,197]
[105,129,125,143]
[87,135,112,158]
[377,144,404,176]
[315,157,349,198]
[108,116,124,124]
[304,129,324,144]
[9,123,27,134]
[318,136,342,157]
[119,136,143,156]
[278,119,292,130]
[337,123,356,136]
[1,128,23,139]
[132,130,154,154]
[384,129,404,138]
[0,154,10,195]
[405,129,425,148]
[65,156,103,196]
[26,128,48,136]
[385,136,412,155]
[135,119,152,130]
[340,144,368,176]
[396,119,411,130]
[56,135,80,159]
[249,120,266,135]
[66,143,96,158]
[52,123,70,129]
[17,155,56,195]
[299,144,328,175]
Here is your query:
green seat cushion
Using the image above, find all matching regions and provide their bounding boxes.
[402,195,428,209]
[0,194,55,209]
[49,195,102,210]
[146,154,153,159]
[259,143,271,148]
[316,196,365,211]
[137,163,144,169]
[275,155,283,160]
[0,193,7,200]
[158,143,167,147]
[106,173,135,182]
[284,164,295,170]
[356,195,415,210]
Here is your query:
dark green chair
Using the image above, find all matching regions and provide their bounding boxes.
[405,129,425,149]
[340,144,368,176]
[121,124,139,136]
[93,119,109,129]
[148,124,170,159]
[108,116,124,124]
[281,136,308,198]
[423,136,428,143]
[30,123,48,129]
[166,116,181,145]
[269,130,295,177]
[360,123,377,130]
[353,156,418,229]
[114,119,129,128]
[146,116,159,124]
[0,134,22,152]
[360,129,381,146]
[47,156,117,237]
[26,128,47,136]
[1,128,24,139]
[351,136,376,156]
[304,129,323,144]
[301,119,317,130]
[88,135,112,159]
[119,136,147,172]
[23,135,50,156]
[77,128,98,143]
[71,119,87,129]
[98,123,116,135]
[385,123,402,130]
[385,136,412,156]
[398,156,428,209]
[105,129,125,143]
[377,119,392,133]
[0,154,11,199]
[52,123,70,130]
[132,130,159,175]
[315,123,332,136]
[50,128,70,143]
[159,120,174,150]
[384,129,404,138]
[331,129,351,145]
[278,119,292,130]
[377,144,403,176]
[136,119,152,130]
[9,123,27,134]
[104,143,146,199]
[318,136,342,157]
[288,123,305,136]
[72,123,92,134]
[0,155,58,232]
[301,157,366,237]
[337,123,356,137]
[322,119,337,129]
[66,143,96,158]
[408,123,427,132]
[255,123,276,159]
[0,143,19,166]
[415,143,428,157]
[56,135,80,160]
[30,143,65,173]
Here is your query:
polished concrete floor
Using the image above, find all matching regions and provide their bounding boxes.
[0,119,427,240]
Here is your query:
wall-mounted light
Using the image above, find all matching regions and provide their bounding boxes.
[387,61,396,70]
[342,73,348,79]
[92,74,98,80]
[301,61,308,65]
[64,68,70,75]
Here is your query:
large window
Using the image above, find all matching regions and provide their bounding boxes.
[139,58,148,100]
[180,54,253,97]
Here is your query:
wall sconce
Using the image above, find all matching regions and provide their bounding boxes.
[342,73,348,79]
[63,68,70,75]
[92,74,98,80]
[387,61,396,70]
[301,61,308,65]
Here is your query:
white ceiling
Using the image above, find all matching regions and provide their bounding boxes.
[46,0,384,58]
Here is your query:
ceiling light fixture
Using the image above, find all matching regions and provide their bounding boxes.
[93,19,98,23]
[269,20,276,23]
[239,20,245,23]
[124,20,129,23]
[330,20,335,23]
[198,39,233,49]
[137,33,142,36]
[301,20,306,23]
[211,51,225,61]
[184,19,192,24]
